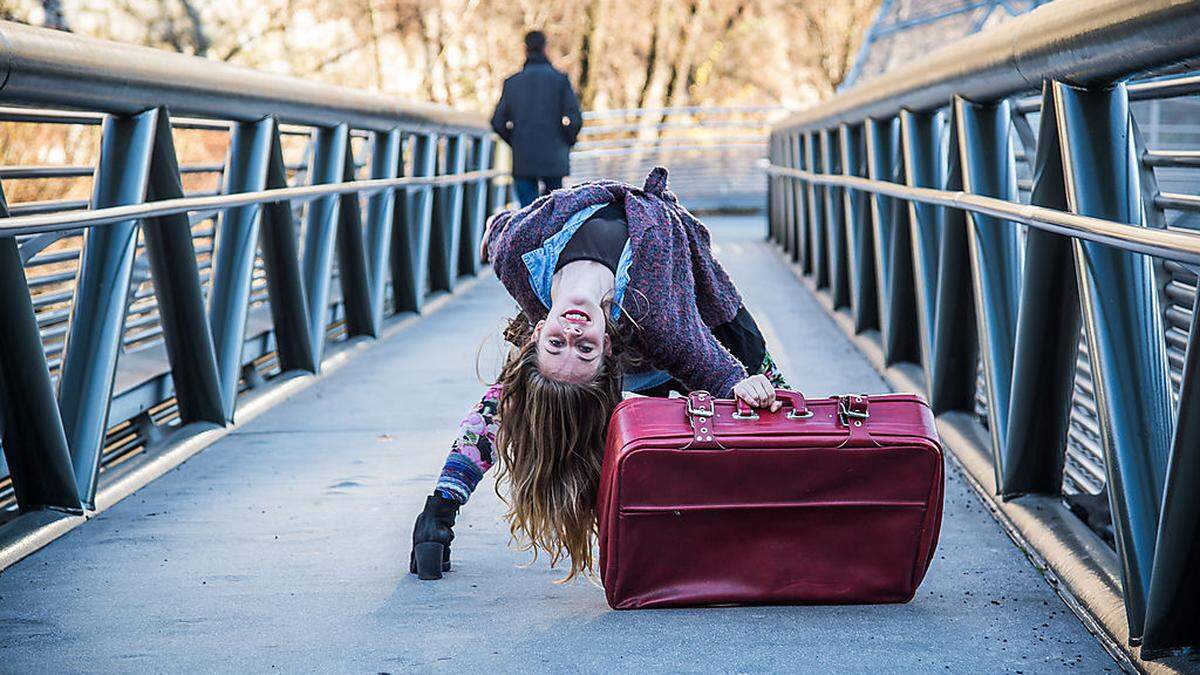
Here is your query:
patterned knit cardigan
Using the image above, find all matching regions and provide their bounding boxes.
[488,167,747,397]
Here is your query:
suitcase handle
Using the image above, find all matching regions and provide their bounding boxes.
[733,389,812,420]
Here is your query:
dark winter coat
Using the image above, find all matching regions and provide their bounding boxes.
[490,53,583,178]
[487,167,748,397]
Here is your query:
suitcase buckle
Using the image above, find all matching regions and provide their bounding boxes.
[685,391,716,418]
[838,394,871,427]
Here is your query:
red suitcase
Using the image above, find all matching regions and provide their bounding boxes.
[597,389,943,609]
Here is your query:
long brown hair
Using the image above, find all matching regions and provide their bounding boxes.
[492,314,624,581]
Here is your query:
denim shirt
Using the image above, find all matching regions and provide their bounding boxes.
[521,201,672,392]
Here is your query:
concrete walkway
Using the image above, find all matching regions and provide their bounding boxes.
[0,217,1114,673]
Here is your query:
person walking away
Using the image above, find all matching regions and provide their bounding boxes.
[491,31,583,207]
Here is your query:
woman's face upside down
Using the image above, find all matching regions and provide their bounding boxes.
[533,293,610,384]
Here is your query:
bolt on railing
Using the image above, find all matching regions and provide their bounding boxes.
[0,21,506,518]
[766,0,1200,658]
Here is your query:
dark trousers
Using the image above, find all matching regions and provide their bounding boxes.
[514,176,564,207]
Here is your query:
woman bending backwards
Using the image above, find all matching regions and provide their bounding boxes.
[409,168,790,581]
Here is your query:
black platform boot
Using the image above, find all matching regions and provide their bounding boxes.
[409,494,460,580]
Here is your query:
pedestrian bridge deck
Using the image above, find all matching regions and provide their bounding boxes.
[0,216,1115,672]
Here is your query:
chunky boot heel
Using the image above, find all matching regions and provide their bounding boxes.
[414,542,445,580]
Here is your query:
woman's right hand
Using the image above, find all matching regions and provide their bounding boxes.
[410,493,460,580]
[733,374,783,413]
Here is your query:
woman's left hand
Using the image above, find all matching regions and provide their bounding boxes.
[733,374,783,413]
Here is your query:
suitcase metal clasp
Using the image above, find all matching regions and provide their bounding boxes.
[685,391,716,418]
[837,394,871,427]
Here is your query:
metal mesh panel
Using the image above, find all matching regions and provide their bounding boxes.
[846,0,1051,87]
[570,107,787,212]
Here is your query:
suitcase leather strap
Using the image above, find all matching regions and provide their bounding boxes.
[683,391,724,449]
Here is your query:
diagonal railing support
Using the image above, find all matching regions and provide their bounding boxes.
[391,132,437,314]
[258,125,317,376]
[301,124,351,364]
[334,142,375,339]
[865,116,919,367]
[927,113,978,415]
[1003,84,1078,498]
[839,122,879,333]
[430,134,468,293]
[1143,284,1200,656]
[57,109,158,507]
[459,135,493,277]
[0,186,81,514]
[955,97,1022,472]
[780,133,797,261]
[140,110,225,428]
[790,133,809,267]
[365,128,405,332]
[209,117,315,422]
[899,109,944,388]
[821,128,851,309]
[805,131,829,288]
[1055,80,1174,644]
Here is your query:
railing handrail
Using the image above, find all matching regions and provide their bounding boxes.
[0,169,503,237]
[763,163,1200,265]
[0,21,489,133]
[772,0,1200,133]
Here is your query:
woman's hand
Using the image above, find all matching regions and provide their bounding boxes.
[733,374,782,413]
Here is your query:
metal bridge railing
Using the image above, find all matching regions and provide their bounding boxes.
[766,0,1200,659]
[0,22,504,520]
[572,106,786,211]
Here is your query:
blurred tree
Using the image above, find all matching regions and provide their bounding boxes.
[0,0,881,111]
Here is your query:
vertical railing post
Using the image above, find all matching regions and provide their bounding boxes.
[955,96,1022,469]
[364,128,404,331]
[429,133,468,292]
[821,128,851,308]
[300,124,351,363]
[1055,80,1173,643]
[0,188,81,513]
[805,131,828,287]
[839,122,879,333]
[926,109,979,414]
[899,109,944,389]
[57,109,158,507]
[391,132,437,313]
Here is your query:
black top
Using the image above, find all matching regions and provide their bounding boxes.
[630,305,768,396]
[555,202,629,274]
